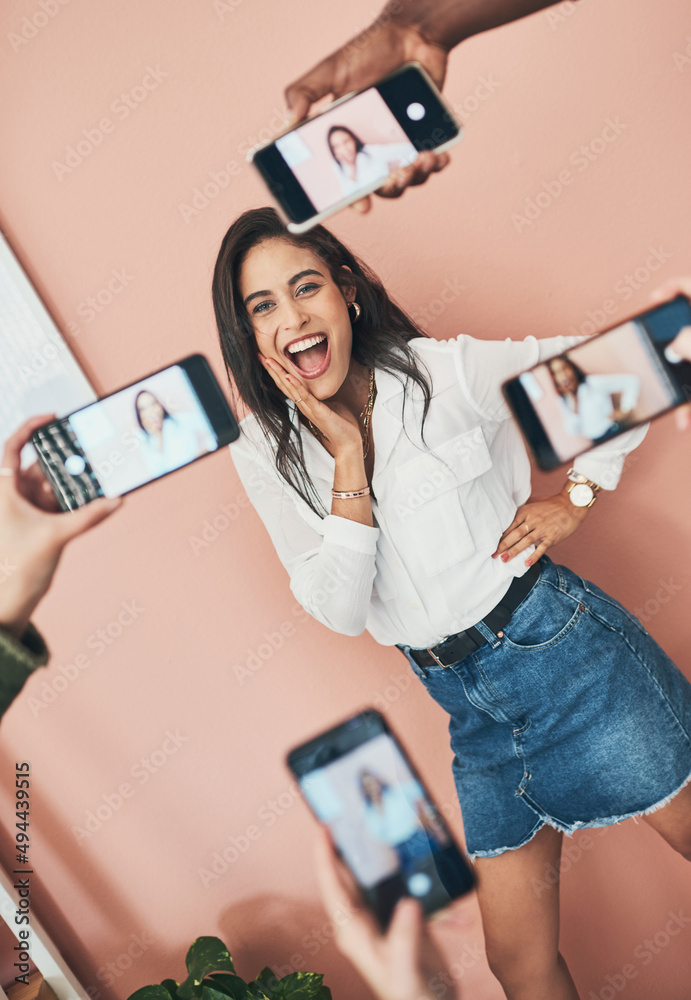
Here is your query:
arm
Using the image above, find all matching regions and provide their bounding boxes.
[394,0,573,51]
[230,433,379,637]
[0,625,49,719]
[284,0,567,210]
[0,415,121,718]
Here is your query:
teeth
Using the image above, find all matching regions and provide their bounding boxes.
[287,335,326,354]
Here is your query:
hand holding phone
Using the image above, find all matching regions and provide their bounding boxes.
[0,415,121,639]
[314,828,465,1000]
[251,64,462,232]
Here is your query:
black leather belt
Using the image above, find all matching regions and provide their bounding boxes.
[403,560,542,669]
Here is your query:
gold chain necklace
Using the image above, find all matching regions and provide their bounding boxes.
[308,367,376,459]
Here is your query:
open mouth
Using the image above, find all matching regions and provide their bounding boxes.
[284,333,330,379]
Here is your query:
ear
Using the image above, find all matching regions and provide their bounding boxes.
[339,265,356,304]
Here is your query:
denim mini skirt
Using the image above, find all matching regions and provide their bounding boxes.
[397,556,691,860]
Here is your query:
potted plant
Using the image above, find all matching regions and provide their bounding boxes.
[128,936,332,1000]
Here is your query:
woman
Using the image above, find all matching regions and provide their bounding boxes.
[547,355,641,443]
[326,125,417,198]
[134,389,214,478]
[214,207,691,1000]
[359,769,448,872]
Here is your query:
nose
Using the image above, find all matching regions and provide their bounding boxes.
[278,296,310,336]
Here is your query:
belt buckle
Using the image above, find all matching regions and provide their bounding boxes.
[426,637,450,668]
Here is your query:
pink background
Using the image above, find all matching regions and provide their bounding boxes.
[1,1,691,998]
[284,88,417,211]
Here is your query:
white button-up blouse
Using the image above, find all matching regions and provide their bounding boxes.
[229,334,648,648]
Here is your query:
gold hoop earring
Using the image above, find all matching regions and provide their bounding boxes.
[349,301,361,322]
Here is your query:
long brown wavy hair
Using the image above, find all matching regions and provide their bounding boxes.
[212,207,433,516]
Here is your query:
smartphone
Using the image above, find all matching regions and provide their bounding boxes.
[249,63,462,233]
[502,294,691,471]
[287,709,475,930]
[31,354,239,510]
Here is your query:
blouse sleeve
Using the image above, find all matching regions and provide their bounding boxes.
[229,430,380,636]
[451,333,648,489]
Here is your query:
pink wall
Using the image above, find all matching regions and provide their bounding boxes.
[1,1,691,998]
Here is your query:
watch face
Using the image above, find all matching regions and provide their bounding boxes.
[570,483,593,507]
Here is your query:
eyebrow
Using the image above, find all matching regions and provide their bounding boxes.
[243,269,325,307]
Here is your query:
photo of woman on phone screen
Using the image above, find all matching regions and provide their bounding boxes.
[327,125,417,199]
[215,207,691,1000]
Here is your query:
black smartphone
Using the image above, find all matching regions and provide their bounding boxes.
[502,294,691,471]
[287,709,475,930]
[31,354,239,510]
[249,63,462,232]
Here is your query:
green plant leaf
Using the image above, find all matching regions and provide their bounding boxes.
[201,984,248,1000]
[247,969,277,999]
[207,975,250,999]
[247,972,328,1000]
[160,981,180,1000]
[128,987,177,1000]
[177,938,236,998]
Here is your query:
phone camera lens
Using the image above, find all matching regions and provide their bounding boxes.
[406,102,426,121]
[65,455,86,476]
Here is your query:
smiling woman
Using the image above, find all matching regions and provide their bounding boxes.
[212,207,691,1000]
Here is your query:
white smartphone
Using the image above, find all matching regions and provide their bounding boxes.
[248,63,463,232]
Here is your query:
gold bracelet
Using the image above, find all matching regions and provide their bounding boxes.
[331,487,370,499]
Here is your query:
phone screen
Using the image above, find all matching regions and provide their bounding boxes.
[290,713,474,928]
[506,296,691,468]
[251,65,461,228]
[275,88,419,214]
[33,360,228,506]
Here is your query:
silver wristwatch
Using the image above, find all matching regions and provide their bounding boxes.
[565,468,602,508]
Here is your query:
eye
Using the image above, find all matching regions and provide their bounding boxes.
[252,300,274,315]
[296,282,320,296]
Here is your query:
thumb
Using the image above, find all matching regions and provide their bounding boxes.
[54,496,122,543]
[387,897,423,974]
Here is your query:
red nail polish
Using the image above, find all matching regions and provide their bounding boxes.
[501,553,510,562]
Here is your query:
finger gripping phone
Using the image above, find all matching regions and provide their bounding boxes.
[502,294,691,471]
[31,354,239,510]
[249,63,463,232]
[287,709,475,930]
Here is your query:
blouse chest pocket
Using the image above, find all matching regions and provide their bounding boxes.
[392,427,494,575]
